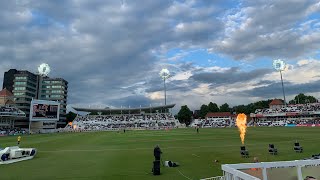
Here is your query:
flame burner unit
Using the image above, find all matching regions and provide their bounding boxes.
[240,146,249,158]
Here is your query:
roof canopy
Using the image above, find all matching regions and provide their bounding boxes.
[73,104,175,113]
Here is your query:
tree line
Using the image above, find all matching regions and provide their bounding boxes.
[176,93,318,126]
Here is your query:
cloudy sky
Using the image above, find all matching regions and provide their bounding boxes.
[1,0,320,113]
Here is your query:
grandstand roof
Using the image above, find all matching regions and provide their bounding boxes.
[0,88,13,97]
[72,104,176,113]
[269,99,284,105]
[206,112,235,118]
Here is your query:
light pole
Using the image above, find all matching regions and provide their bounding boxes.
[273,59,287,106]
[159,68,170,105]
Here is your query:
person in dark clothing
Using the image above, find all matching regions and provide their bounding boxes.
[154,145,162,161]
[123,129,126,133]
[197,126,199,133]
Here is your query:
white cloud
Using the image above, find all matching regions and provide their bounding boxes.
[192,83,211,95]
[147,91,163,100]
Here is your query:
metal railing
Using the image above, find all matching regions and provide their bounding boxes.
[200,176,225,180]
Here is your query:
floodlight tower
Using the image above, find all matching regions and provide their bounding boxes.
[38,63,51,77]
[273,59,287,106]
[37,63,51,98]
[159,68,170,105]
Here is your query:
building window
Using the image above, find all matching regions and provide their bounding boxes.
[14,87,26,91]
[15,76,27,80]
[27,82,36,88]
[14,92,25,96]
[26,87,36,92]
[51,90,62,93]
[14,81,27,85]
[26,92,35,97]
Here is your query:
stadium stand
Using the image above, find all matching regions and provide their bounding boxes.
[0,88,26,131]
[0,105,26,132]
[0,128,27,136]
[65,113,180,131]
[0,105,25,117]
[251,101,320,127]
[191,112,236,128]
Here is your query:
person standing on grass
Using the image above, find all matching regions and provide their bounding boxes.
[17,136,21,145]
[154,145,162,161]
[197,126,199,133]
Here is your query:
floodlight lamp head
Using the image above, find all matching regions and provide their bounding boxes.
[159,68,170,80]
[273,59,286,71]
[38,63,51,77]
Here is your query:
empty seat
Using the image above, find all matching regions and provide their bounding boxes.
[268,144,278,155]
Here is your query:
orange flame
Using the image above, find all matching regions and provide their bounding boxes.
[236,113,247,144]
[68,122,72,126]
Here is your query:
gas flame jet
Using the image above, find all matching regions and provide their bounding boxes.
[236,113,247,144]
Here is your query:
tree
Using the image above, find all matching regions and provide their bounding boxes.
[199,104,209,118]
[289,93,317,104]
[220,103,230,112]
[208,102,219,112]
[66,111,77,123]
[234,105,247,114]
[253,100,272,109]
[177,105,193,126]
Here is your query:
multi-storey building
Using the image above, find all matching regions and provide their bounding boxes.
[12,71,38,117]
[2,69,68,128]
[38,77,68,127]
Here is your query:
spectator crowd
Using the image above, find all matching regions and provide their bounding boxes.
[0,105,25,116]
[254,103,320,114]
[0,128,28,136]
[66,113,179,131]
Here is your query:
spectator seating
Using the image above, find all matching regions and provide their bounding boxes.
[254,103,320,115]
[252,103,320,127]
[191,119,234,128]
[66,113,179,131]
[0,105,25,117]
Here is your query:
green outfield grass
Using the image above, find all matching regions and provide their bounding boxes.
[0,127,319,180]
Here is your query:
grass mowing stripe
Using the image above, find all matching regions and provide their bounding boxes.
[0,127,319,180]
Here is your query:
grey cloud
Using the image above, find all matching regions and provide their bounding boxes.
[190,67,273,85]
[1,0,319,113]
[0,0,227,110]
[212,0,320,60]
[236,80,320,98]
[144,79,196,93]
[109,95,154,108]
[254,80,276,86]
